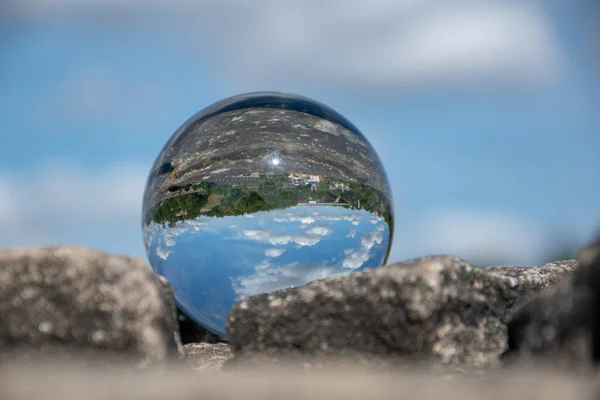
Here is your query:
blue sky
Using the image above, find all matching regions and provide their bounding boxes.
[1,0,599,266]
[146,205,389,335]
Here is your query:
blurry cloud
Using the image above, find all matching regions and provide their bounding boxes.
[0,179,14,225]
[187,0,563,88]
[41,71,168,123]
[0,160,147,253]
[410,209,547,266]
[6,0,564,89]
[265,248,286,258]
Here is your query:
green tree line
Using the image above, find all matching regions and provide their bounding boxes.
[145,175,393,231]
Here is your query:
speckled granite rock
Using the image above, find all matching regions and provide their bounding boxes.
[228,256,577,367]
[504,239,600,366]
[184,343,232,371]
[0,246,183,365]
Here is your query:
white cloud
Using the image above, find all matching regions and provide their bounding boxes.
[231,259,341,297]
[254,259,271,272]
[7,1,563,89]
[193,1,562,88]
[342,248,370,270]
[342,214,363,227]
[407,209,547,266]
[187,219,209,232]
[163,226,187,246]
[241,229,321,247]
[305,225,332,237]
[273,215,316,224]
[342,226,385,270]
[361,230,384,251]
[0,161,148,253]
[265,248,286,258]
[346,229,357,238]
[156,244,170,261]
[142,224,155,252]
[28,68,170,125]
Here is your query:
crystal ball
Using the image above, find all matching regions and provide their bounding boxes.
[142,92,394,338]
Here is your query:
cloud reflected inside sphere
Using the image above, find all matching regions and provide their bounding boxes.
[142,92,394,338]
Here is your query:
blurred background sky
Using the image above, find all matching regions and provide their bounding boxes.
[1,0,598,266]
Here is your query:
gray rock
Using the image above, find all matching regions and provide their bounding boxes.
[227,256,577,367]
[0,246,183,365]
[504,239,600,367]
[184,343,232,371]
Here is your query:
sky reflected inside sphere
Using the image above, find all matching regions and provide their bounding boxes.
[142,92,393,337]
[145,205,390,336]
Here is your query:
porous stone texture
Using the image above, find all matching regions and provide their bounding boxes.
[0,246,183,365]
[504,239,600,367]
[228,256,577,367]
[184,343,232,371]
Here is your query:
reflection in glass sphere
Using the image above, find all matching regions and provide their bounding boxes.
[142,92,394,338]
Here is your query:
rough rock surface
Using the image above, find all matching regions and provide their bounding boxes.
[184,343,232,371]
[504,239,600,366]
[228,256,577,367]
[0,246,183,365]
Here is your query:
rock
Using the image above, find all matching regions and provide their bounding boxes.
[504,239,600,367]
[155,275,185,355]
[227,256,577,367]
[184,343,232,371]
[0,246,184,365]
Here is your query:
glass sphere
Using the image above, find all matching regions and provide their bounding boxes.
[142,92,394,338]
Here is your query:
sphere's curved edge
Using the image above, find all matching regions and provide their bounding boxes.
[140,91,395,338]
[176,299,228,340]
[176,91,366,142]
